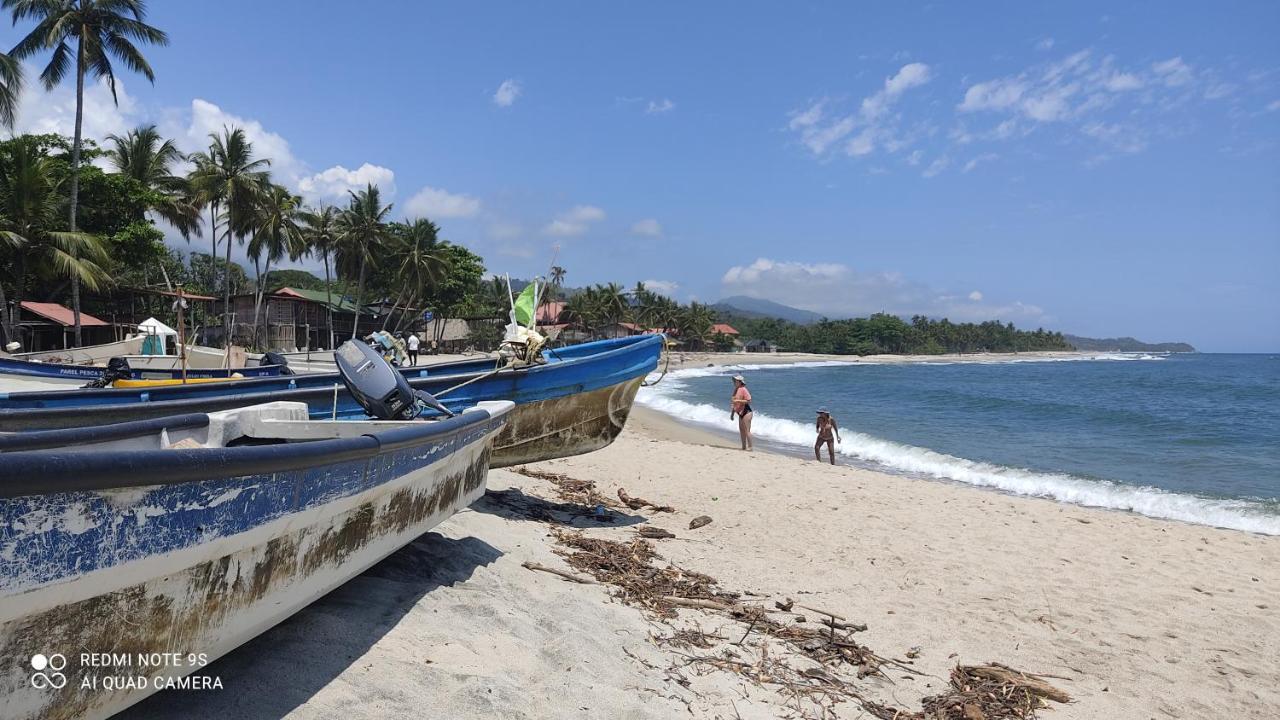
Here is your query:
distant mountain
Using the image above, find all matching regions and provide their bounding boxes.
[713,296,825,324]
[1063,334,1196,353]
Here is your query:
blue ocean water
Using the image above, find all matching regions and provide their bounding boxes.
[638,353,1280,534]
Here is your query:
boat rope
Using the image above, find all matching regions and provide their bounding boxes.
[641,339,671,387]
[433,355,508,400]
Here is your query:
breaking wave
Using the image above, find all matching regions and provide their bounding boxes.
[638,360,1279,536]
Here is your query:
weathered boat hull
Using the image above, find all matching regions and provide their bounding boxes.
[0,404,510,720]
[491,375,642,467]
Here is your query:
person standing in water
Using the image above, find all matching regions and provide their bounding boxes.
[815,408,841,464]
[730,374,753,451]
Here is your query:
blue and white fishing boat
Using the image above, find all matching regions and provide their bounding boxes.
[0,343,513,720]
[0,334,664,467]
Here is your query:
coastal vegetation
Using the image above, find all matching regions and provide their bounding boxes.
[724,313,1074,355]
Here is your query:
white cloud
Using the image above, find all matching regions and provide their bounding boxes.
[493,79,522,107]
[1104,72,1143,92]
[181,98,307,186]
[298,163,396,202]
[906,149,924,166]
[1036,38,1055,51]
[860,62,932,120]
[1267,100,1280,113]
[631,218,663,237]
[721,258,1047,322]
[643,279,679,297]
[789,63,932,158]
[543,205,605,237]
[962,153,998,173]
[646,98,675,114]
[1152,57,1193,87]
[922,155,950,178]
[404,186,481,219]
[14,65,140,142]
[959,77,1029,113]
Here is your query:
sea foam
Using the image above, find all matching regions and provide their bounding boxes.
[639,359,1279,536]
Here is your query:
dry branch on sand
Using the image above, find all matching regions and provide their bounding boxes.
[512,467,620,509]
[618,488,675,512]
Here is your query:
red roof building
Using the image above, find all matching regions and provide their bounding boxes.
[20,301,109,327]
[710,323,739,336]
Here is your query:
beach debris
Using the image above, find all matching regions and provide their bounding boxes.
[618,487,675,512]
[513,467,620,509]
[775,598,795,612]
[689,515,713,530]
[638,527,676,540]
[863,664,1071,720]
[521,560,598,585]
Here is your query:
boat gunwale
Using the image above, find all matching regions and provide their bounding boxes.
[0,406,507,498]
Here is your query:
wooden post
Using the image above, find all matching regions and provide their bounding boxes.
[176,286,188,383]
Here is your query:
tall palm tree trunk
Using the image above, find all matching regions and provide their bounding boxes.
[224,231,234,346]
[209,202,219,343]
[0,280,11,346]
[323,252,334,349]
[69,36,86,347]
[251,257,264,349]
[351,255,367,340]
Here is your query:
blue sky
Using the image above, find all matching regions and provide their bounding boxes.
[7,1,1279,351]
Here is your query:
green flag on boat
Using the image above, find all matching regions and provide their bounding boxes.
[513,281,538,328]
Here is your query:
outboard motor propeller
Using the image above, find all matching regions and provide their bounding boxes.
[335,339,454,420]
[260,351,294,375]
[82,356,133,389]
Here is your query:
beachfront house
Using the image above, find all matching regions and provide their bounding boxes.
[744,338,778,353]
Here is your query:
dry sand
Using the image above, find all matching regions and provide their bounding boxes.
[118,404,1278,720]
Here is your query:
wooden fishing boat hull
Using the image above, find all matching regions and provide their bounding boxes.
[0,402,511,720]
[0,335,664,466]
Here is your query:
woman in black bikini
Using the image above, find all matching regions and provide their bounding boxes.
[730,374,753,451]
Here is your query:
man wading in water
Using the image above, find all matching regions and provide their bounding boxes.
[730,374,753,451]
[815,408,841,464]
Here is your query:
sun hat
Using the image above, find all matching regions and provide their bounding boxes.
[732,374,746,383]
[817,407,829,414]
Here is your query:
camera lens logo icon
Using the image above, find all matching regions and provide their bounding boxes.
[30,654,67,690]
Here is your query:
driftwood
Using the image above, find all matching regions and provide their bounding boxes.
[638,526,676,540]
[688,515,713,530]
[618,488,675,512]
[521,561,598,585]
[964,664,1072,704]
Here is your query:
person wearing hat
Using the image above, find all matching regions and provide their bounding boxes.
[815,408,841,465]
[729,374,753,451]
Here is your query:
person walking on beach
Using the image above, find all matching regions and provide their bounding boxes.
[730,374,754,451]
[406,332,421,366]
[815,408,841,464]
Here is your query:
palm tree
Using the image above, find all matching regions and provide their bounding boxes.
[0,50,20,128]
[386,218,450,331]
[5,0,168,346]
[105,124,200,237]
[597,282,629,336]
[334,183,392,339]
[0,136,110,344]
[248,184,301,349]
[299,204,339,348]
[187,127,270,346]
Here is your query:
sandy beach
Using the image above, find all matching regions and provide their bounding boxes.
[117,397,1278,719]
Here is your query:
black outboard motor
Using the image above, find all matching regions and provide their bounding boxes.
[334,339,454,420]
[82,356,133,389]
[260,351,294,375]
